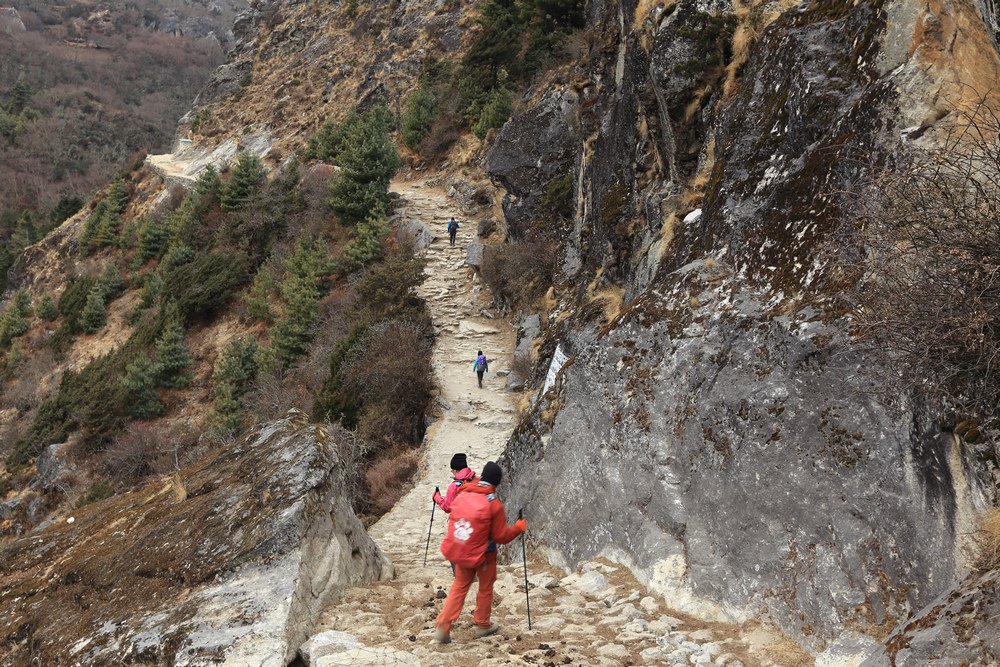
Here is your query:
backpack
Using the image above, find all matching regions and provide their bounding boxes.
[474,355,487,372]
[441,490,494,568]
[448,220,458,232]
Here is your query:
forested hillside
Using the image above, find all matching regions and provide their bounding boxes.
[0,0,245,289]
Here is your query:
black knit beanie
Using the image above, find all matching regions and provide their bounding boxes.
[450,453,468,471]
[481,461,502,486]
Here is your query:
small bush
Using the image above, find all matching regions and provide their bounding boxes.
[365,445,418,516]
[342,319,433,446]
[75,479,114,508]
[160,251,251,320]
[102,423,171,488]
[472,87,513,139]
[355,248,428,319]
[480,240,556,308]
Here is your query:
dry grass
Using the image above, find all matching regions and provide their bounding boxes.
[632,0,677,32]
[365,445,418,516]
[680,135,716,209]
[972,508,1000,572]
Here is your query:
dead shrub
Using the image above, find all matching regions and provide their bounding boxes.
[364,445,418,517]
[244,369,314,425]
[480,240,557,309]
[102,422,190,489]
[342,319,433,447]
[511,349,534,386]
[971,508,1000,573]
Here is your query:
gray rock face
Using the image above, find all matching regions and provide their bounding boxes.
[860,569,1000,666]
[502,261,984,649]
[497,0,999,654]
[0,410,390,665]
[486,89,579,238]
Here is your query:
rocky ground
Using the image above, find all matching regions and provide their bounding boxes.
[301,184,811,667]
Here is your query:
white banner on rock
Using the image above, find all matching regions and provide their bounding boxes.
[542,344,569,395]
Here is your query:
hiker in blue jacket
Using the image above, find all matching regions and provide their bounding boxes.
[447,218,459,246]
[473,350,489,388]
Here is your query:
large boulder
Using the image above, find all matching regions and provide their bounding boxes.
[860,568,1000,666]
[0,410,390,666]
[501,261,987,652]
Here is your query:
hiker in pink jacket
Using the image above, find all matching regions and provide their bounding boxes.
[433,453,478,513]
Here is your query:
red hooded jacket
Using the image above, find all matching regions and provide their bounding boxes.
[440,481,525,568]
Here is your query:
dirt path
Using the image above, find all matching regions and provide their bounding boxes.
[305,183,803,667]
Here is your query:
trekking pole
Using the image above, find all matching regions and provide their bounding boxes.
[519,509,532,630]
[423,486,438,567]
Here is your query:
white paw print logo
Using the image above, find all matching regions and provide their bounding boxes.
[454,519,474,542]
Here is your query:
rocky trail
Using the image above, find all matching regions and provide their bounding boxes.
[300,183,806,667]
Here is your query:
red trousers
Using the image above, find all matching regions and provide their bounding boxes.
[435,551,497,632]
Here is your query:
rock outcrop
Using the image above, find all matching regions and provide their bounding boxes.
[0,410,390,666]
[861,568,1000,666]
[497,0,1000,656]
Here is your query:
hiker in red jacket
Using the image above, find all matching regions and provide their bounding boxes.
[433,461,526,644]
[432,453,477,513]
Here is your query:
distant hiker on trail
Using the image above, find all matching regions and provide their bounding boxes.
[432,453,477,513]
[473,350,489,388]
[433,461,526,644]
[447,218,459,246]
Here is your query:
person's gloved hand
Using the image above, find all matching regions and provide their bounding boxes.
[432,487,442,504]
[514,518,527,532]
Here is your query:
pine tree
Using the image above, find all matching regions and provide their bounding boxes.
[13,289,30,317]
[121,357,163,419]
[340,213,388,271]
[92,207,120,248]
[212,336,259,433]
[0,293,29,347]
[271,272,320,369]
[154,310,192,388]
[10,210,38,250]
[271,236,331,369]
[167,194,198,247]
[328,107,400,224]
[139,271,163,309]
[99,263,124,301]
[138,216,169,261]
[8,79,31,115]
[51,196,84,225]
[246,265,275,322]
[472,86,513,139]
[195,165,222,203]
[106,178,129,214]
[36,293,58,321]
[79,201,108,249]
[80,285,107,334]
[402,85,436,149]
[221,153,267,211]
